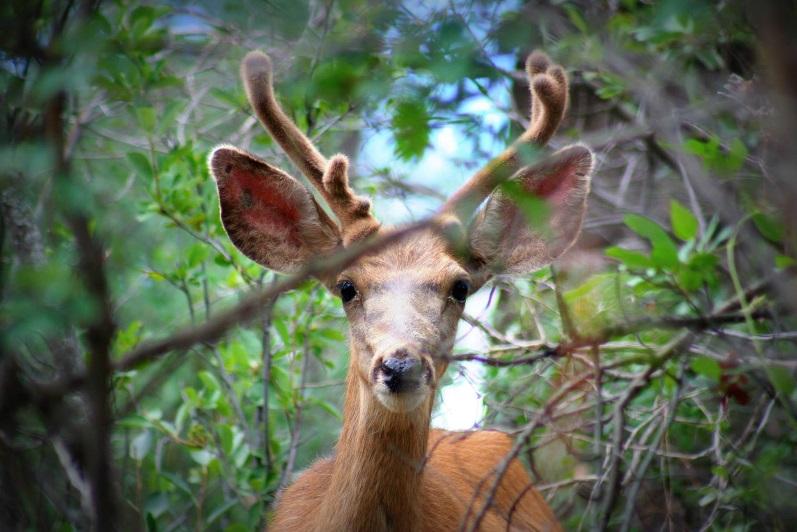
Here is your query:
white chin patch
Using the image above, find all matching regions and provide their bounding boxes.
[376,388,428,413]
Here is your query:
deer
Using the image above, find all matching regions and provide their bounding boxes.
[208,48,593,531]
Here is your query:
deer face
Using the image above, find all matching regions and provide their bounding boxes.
[337,232,468,413]
[209,50,593,417]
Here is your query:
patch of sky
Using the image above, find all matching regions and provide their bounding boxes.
[432,285,496,430]
[165,10,213,38]
[357,69,514,225]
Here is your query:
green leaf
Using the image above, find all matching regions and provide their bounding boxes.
[186,243,208,268]
[678,252,719,291]
[127,152,152,177]
[392,99,430,160]
[136,107,157,133]
[564,4,589,33]
[563,272,629,339]
[198,371,221,394]
[605,246,653,269]
[624,214,679,269]
[499,180,551,231]
[768,367,796,398]
[206,499,238,525]
[775,255,795,269]
[670,200,698,240]
[114,320,143,353]
[698,492,717,507]
[752,212,783,244]
[217,424,234,455]
[273,318,291,346]
[161,472,196,504]
[146,271,165,282]
[312,398,342,419]
[189,448,214,466]
[726,138,748,173]
[318,328,346,342]
[224,525,250,532]
[684,137,713,158]
[146,513,158,532]
[684,136,747,174]
[130,6,169,33]
[144,492,170,520]
[711,465,728,480]
[691,356,720,382]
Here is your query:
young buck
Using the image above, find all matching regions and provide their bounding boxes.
[209,49,593,531]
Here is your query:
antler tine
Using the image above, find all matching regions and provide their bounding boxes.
[241,51,379,242]
[321,154,379,244]
[241,51,328,193]
[525,51,568,145]
[440,51,569,218]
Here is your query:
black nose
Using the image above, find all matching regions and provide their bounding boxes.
[380,355,423,393]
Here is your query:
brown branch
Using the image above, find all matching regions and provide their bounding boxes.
[39,70,119,529]
[45,45,118,532]
[37,217,439,400]
[70,214,117,531]
[447,309,772,368]
[447,349,558,367]
[260,281,276,485]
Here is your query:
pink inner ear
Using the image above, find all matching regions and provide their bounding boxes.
[523,158,578,206]
[224,167,302,245]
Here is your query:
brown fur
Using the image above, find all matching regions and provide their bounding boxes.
[272,431,561,531]
[270,360,560,532]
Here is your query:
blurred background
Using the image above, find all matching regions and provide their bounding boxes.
[2,0,796,530]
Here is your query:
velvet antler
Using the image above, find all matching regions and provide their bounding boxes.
[440,51,569,219]
[241,51,380,244]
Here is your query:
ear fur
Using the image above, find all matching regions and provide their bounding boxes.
[209,145,341,273]
[468,144,593,276]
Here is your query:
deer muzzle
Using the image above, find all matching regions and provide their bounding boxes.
[379,355,425,393]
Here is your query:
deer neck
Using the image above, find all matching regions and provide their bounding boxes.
[316,349,433,531]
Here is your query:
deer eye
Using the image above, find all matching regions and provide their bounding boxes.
[451,280,469,303]
[337,280,357,303]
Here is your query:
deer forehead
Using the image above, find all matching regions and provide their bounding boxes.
[361,279,446,321]
[342,229,467,287]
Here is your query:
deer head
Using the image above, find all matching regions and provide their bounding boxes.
[208,50,593,418]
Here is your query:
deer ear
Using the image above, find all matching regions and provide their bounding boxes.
[468,144,593,276]
[209,146,341,273]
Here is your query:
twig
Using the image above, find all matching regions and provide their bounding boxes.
[446,309,771,368]
[447,349,557,367]
[618,360,686,531]
[462,369,594,531]
[260,277,277,484]
[536,476,599,492]
[594,331,693,531]
[278,300,315,490]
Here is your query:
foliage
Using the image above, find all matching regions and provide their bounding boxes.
[1,0,795,531]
